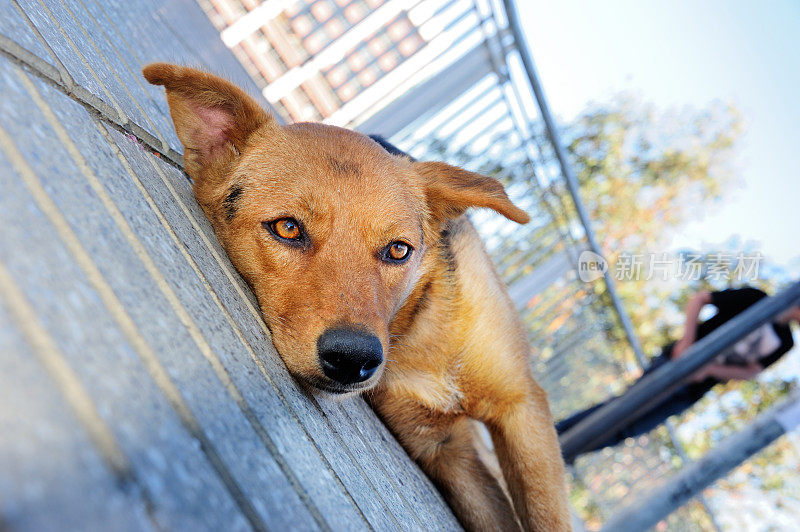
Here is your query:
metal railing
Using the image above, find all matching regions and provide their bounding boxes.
[601,387,800,531]
[500,0,647,367]
[559,282,800,461]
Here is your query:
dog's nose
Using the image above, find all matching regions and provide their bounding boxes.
[317,327,383,385]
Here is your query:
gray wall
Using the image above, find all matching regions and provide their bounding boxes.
[0,1,459,530]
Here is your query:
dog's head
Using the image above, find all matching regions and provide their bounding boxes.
[144,63,529,395]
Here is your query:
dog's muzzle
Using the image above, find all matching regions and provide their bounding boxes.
[317,327,383,385]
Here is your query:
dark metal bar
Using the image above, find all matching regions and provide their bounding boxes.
[501,0,648,365]
[558,281,800,462]
[600,389,800,532]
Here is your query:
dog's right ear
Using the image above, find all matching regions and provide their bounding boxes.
[414,161,531,225]
[143,62,274,179]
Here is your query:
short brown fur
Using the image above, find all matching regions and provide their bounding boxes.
[144,62,571,531]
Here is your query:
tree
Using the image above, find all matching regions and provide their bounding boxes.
[557,95,744,361]
[564,94,741,250]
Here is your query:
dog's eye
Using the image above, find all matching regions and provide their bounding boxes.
[273,219,300,239]
[382,241,412,263]
[264,218,305,245]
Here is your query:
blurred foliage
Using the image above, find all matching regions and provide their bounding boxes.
[565,95,742,252]
[556,94,744,364]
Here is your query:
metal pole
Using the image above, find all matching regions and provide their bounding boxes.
[600,389,800,532]
[558,281,800,462]
[501,0,647,365]
[663,419,723,532]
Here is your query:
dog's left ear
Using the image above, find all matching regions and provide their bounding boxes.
[415,161,530,225]
[143,62,275,180]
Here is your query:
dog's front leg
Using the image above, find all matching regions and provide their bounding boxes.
[371,395,520,531]
[415,416,522,531]
[484,386,571,531]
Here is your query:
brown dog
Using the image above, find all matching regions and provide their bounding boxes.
[144,63,570,531]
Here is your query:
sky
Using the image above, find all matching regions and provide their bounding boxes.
[515,0,800,271]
